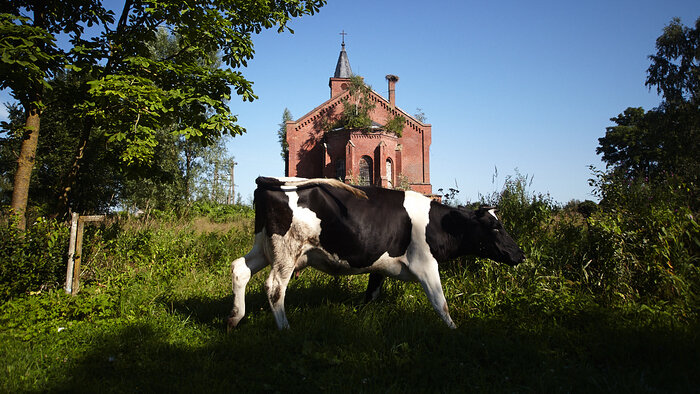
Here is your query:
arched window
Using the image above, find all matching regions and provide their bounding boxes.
[359,156,373,186]
[386,158,393,188]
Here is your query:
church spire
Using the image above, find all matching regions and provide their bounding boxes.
[333,31,352,78]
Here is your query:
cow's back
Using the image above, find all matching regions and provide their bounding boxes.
[294,186,412,268]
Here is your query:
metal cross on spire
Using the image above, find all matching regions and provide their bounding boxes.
[339,30,347,48]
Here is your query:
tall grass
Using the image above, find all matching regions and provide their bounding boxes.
[479,172,699,311]
[0,174,698,392]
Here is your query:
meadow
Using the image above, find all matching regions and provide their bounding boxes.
[1,176,698,393]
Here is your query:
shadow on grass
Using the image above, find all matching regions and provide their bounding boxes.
[165,275,376,334]
[53,292,700,393]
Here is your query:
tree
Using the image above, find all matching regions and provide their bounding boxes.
[1,26,247,214]
[0,0,326,227]
[646,17,700,106]
[0,4,110,228]
[597,17,699,183]
[327,75,404,136]
[414,107,427,123]
[174,136,235,204]
[597,107,658,177]
[278,108,292,161]
[2,70,125,214]
[335,75,375,130]
[0,103,26,204]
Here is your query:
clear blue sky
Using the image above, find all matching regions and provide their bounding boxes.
[226,0,699,205]
[2,1,699,205]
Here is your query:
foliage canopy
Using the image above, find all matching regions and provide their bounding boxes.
[597,17,699,187]
[0,0,326,219]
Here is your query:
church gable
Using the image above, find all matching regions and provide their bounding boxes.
[285,43,432,195]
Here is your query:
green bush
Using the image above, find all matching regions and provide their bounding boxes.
[586,171,700,304]
[480,171,699,310]
[0,216,69,301]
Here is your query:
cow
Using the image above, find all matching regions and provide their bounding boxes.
[228,176,525,330]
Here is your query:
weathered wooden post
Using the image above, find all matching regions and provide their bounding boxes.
[65,214,105,295]
[64,212,79,294]
[227,161,237,204]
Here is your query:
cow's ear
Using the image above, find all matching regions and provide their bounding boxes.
[477,205,496,214]
[477,206,499,220]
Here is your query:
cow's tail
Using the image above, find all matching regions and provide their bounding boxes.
[255,176,368,200]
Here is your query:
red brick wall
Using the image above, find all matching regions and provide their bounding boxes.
[286,79,432,194]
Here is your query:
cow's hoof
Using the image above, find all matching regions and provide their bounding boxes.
[227,315,242,332]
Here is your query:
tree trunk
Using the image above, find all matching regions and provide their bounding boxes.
[56,129,90,218]
[184,147,192,200]
[54,0,133,218]
[10,107,41,230]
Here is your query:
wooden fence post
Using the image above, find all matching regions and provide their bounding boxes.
[71,218,86,294]
[65,212,79,294]
[65,214,105,295]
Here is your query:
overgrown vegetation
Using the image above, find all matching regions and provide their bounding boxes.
[334,75,376,131]
[384,114,406,137]
[1,168,698,391]
[476,172,699,310]
[327,76,405,137]
[0,213,69,301]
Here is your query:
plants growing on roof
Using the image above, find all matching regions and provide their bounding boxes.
[384,114,406,137]
[330,76,406,137]
[335,75,375,130]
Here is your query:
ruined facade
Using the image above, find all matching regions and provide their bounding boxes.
[285,43,432,194]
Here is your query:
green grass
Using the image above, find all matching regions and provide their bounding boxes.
[1,216,698,393]
[2,267,698,392]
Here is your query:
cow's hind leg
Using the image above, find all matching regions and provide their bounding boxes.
[228,234,269,330]
[364,273,386,303]
[265,256,295,330]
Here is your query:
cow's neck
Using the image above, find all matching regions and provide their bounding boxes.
[426,202,469,263]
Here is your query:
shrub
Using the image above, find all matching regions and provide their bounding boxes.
[0,215,69,301]
[479,170,699,310]
[587,171,700,304]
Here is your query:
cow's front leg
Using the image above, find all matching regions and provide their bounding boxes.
[229,234,269,330]
[364,273,386,303]
[265,259,295,330]
[410,259,456,329]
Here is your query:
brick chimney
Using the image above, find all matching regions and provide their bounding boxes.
[386,74,399,106]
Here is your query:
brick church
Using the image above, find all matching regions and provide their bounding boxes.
[285,41,432,195]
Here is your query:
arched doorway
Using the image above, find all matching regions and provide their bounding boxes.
[359,156,373,186]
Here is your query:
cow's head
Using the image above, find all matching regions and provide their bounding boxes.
[464,206,525,265]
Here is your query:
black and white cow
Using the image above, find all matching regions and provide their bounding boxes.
[229,176,524,330]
